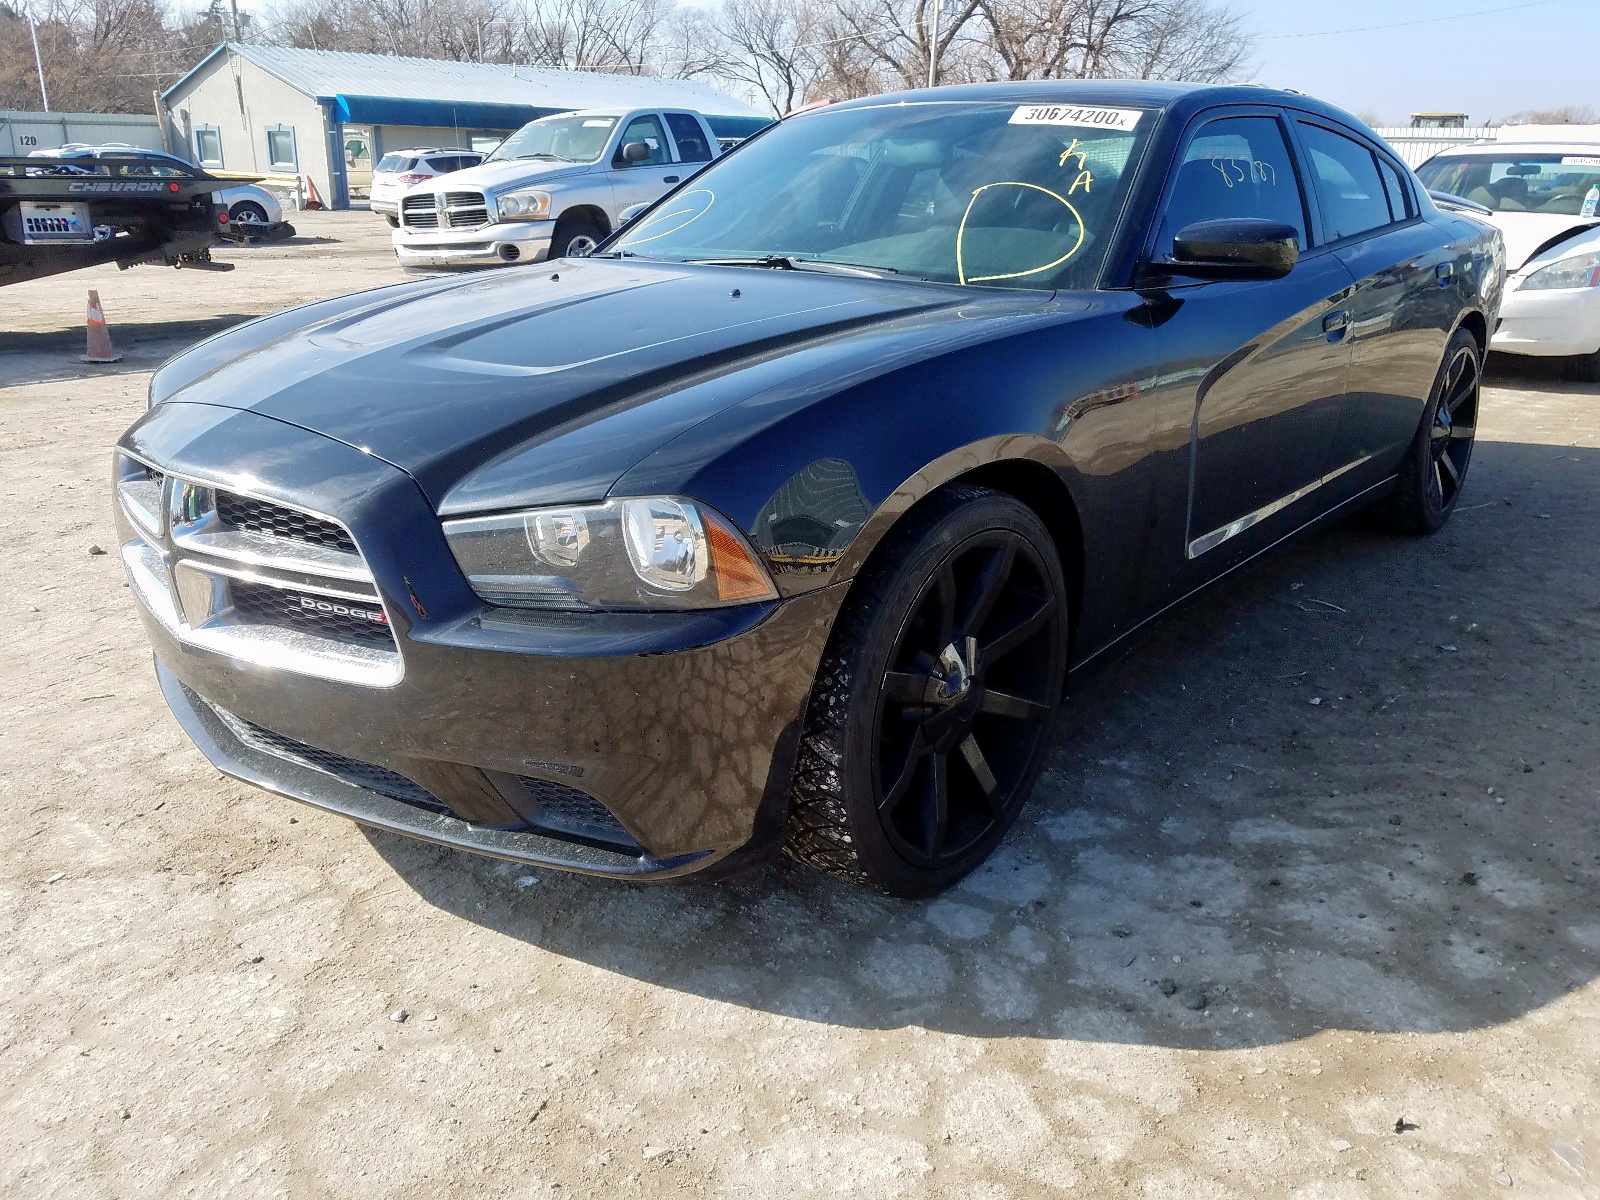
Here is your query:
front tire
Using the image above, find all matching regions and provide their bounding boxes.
[383,213,399,229]
[784,486,1069,897]
[548,214,603,259]
[1367,327,1481,535]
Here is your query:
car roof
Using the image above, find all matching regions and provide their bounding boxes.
[824,80,1355,125]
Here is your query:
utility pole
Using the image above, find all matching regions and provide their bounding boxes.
[29,14,50,112]
[926,0,940,88]
[229,0,241,41]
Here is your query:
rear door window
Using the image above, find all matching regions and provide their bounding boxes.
[664,113,712,163]
[1297,123,1394,241]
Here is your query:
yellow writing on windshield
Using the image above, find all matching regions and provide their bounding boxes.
[956,181,1086,285]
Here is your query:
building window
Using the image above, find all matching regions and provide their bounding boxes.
[194,125,223,168]
[265,125,298,172]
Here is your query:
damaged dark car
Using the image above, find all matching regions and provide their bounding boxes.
[115,82,1503,896]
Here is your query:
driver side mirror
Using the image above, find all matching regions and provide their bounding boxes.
[620,141,651,165]
[1153,218,1300,281]
[618,202,650,225]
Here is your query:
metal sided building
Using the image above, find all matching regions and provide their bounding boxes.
[159,43,766,208]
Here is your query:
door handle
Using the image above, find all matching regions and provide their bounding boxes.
[663,175,680,184]
[1322,309,1351,336]
[1436,262,1454,286]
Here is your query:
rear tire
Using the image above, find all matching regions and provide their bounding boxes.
[783,486,1069,897]
[548,215,604,259]
[229,200,269,227]
[1367,327,1481,535]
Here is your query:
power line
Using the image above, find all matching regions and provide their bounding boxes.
[1259,0,1562,40]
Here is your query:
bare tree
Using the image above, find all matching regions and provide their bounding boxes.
[1106,0,1247,81]
[1499,104,1599,125]
[698,0,824,114]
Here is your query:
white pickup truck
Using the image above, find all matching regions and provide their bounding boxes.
[392,107,740,267]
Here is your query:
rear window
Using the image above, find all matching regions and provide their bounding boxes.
[377,154,418,172]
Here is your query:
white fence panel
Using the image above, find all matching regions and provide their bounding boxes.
[1371,126,1496,166]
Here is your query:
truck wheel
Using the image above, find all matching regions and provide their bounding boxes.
[383,214,399,229]
[549,215,603,259]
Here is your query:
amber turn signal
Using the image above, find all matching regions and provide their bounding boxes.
[704,509,779,603]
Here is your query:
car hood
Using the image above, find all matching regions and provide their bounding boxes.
[1479,210,1600,269]
[402,158,593,195]
[150,259,1030,509]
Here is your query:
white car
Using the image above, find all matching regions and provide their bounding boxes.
[30,144,286,229]
[370,148,484,225]
[1417,138,1600,377]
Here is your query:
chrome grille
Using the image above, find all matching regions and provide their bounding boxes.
[400,193,439,230]
[215,493,357,555]
[115,451,402,687]
[440,190,488,228]
[230,580,394,647]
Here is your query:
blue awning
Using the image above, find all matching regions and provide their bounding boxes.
[329,95,564,130]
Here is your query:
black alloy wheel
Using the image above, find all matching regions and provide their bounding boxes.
[1369,326,1481,535]
[785,486,1069,896]
[1428,341,1479,511]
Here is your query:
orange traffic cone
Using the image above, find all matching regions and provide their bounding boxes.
[303,175,325,211]
[82,290,123,364]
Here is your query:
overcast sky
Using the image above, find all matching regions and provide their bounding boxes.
[1233,0,1582,125]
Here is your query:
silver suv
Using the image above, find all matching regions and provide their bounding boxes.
[370,148,484,224]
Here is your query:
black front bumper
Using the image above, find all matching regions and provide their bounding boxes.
[120,403,842,880]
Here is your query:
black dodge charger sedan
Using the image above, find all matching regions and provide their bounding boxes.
[115,82,1502,896]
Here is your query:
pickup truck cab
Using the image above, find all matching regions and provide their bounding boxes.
[391,107,724,267]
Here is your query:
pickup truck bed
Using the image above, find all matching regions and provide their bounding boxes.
[1,156,232,287]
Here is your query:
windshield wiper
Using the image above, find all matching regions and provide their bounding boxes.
[515,152,576,162]
[682,255,902,278]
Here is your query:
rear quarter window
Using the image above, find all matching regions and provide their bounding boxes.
[377,154,417,173]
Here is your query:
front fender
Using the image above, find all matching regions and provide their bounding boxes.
[610,306,1156,601]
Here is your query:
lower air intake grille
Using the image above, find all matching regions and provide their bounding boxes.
[216,707,448,815]
[519,777,630,842]
[231,580,394,647]
[215,492,358,555]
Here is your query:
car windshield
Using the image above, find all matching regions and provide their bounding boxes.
[486,115,618,164]
[611,100,1154,290]
[1417,151,1600,215]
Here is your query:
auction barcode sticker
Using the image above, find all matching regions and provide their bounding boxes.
[1562,156,1600,166]
[1009,105,1142,131]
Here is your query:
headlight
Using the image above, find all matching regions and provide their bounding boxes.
[443,497,779,610]
[1521,249,1600,290]
[496,188,552,221]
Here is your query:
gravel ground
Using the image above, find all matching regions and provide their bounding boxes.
[2,213,1597,1199]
